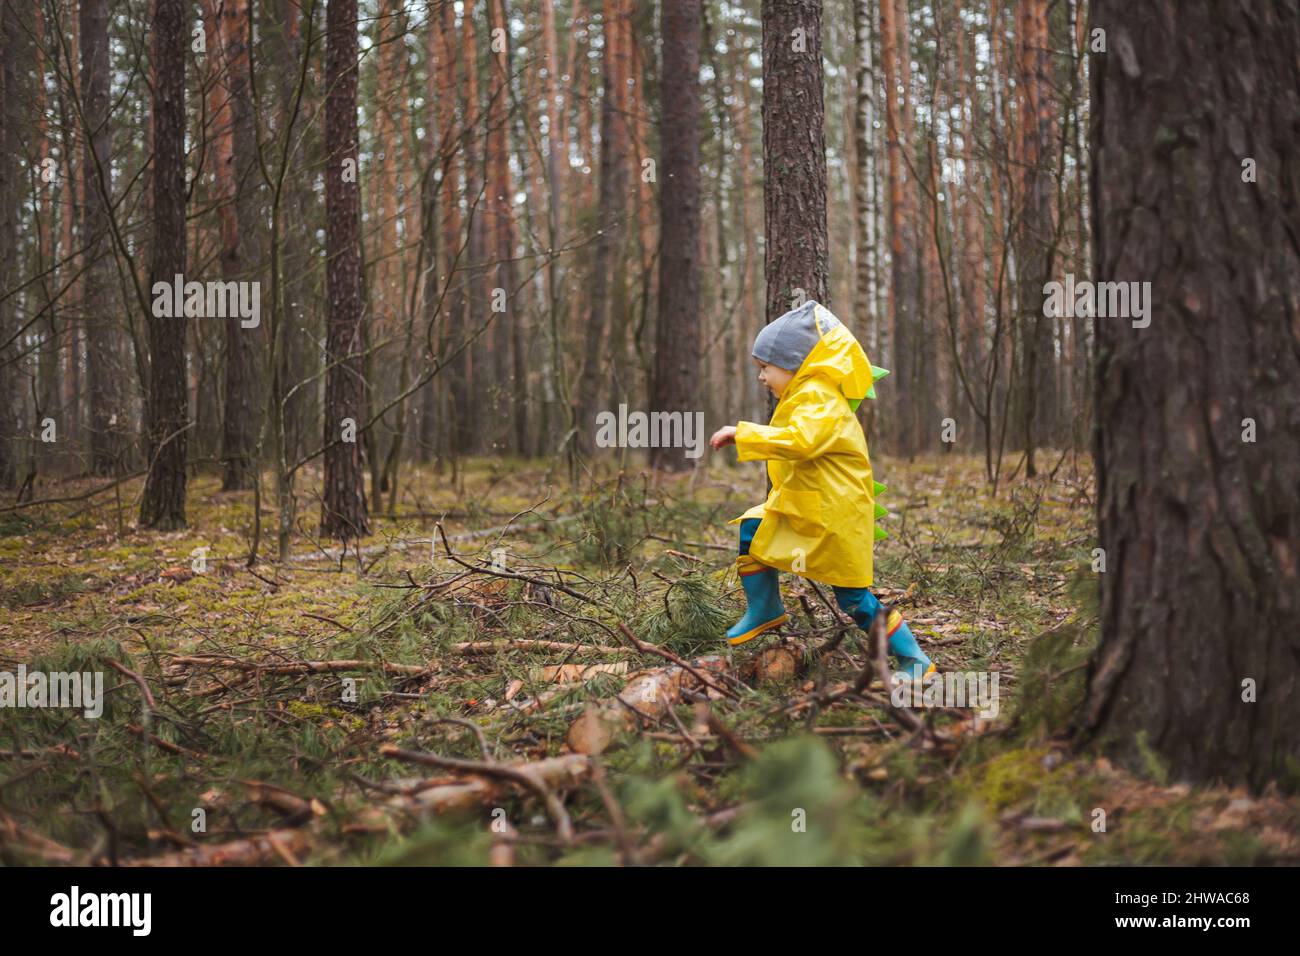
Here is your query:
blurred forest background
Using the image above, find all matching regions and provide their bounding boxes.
[0,0,1090,529]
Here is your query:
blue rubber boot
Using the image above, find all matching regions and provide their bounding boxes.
[833,586,935,682]
[727,518,787,646]
[726,557,789,645]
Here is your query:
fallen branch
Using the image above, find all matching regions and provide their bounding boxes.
[450,639,624,656]
[437,523,597,606]
[105,659,157,713]
[380,746,578,843]
[125,724,207,761]
[168,655,432,677]
[120,754,592,866]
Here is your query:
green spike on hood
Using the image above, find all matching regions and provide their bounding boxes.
[873,480,887,496]
[864,365,890,401]
[874,525,889,541]
[874,502,888,520]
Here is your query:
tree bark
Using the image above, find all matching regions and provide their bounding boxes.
[852,0,877,334]
[0,1,19,489]
[761,0,829,325]
[575,0,629,456]
[649,0,702,472]
[436,0,471,461]
[462,3,487,455]
[218,0,258,490]
[1079,0,1300,791]
[271,0,314,468]
[321,0,370,540]
[879,0,914,454]
[1014,0,1055,475]
[80,0,124,475]
[485,0,524,454]
[140,0,189,529]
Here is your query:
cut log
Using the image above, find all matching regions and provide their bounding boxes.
[566,643,808,755]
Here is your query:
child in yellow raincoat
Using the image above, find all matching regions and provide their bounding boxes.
[710,300,935,682]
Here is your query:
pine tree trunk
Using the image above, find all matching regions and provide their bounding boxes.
[575,0,628,456]
[873,0,915,455]
[140,0,189,529]
[956,13,987,451]
[437,0,471,460]
[852,0,876,333]
[321,0,370,540]
[762,0,829,438]
[271,0,314,467]
[649,0,702,473]
[217,0,258,489]
[486,0,524,454]
[1014,0,1054,475]
[0,2,18,489]
[1079,0,1300,791]
[761,0,829,327]
[80,0,124,475]
[462,4,487,455]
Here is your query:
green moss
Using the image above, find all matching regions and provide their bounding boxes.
[957,746,1052,812]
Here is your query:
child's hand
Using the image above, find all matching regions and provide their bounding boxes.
[710,426,737,450]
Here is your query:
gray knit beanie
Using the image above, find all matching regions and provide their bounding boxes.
[752,300,838,371]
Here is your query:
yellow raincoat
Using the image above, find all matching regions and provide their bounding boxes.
[730,307,884,587]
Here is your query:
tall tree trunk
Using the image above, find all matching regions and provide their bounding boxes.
[575,0,629,456]
[140,0,189,529]
[462,2,487,455]
[272,0,314,468]
[602,0,633,420]
[80,0,124,475]
[1079,0,1300,791]
[879,0,914,455]
[761,0,829,327]
[852,0,883,444]
[0,1,18,489]
[32,3,58,482]
[893,0,921,455]
[539,0,567,459]
[321,0,370,539]
[649,0,701,472]
[957,13,987,451]
[727,33,763,424]
[58,28,80,468]
[1015,0,1053,475]
[367,0,402,505]
[852,0,877,335]
[417,0,443,464]
[485,0,524,454]
[215,0,258,489]
[437,0,471,461]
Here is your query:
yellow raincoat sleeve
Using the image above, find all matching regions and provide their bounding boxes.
[734,393,841,462]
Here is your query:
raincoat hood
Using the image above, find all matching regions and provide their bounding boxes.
[755,302,888,412]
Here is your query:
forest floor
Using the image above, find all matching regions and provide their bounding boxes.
[2,453,1298,866]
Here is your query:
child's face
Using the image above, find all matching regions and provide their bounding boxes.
[754,358,795,398]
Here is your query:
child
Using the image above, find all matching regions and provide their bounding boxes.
[709,300,935,683]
